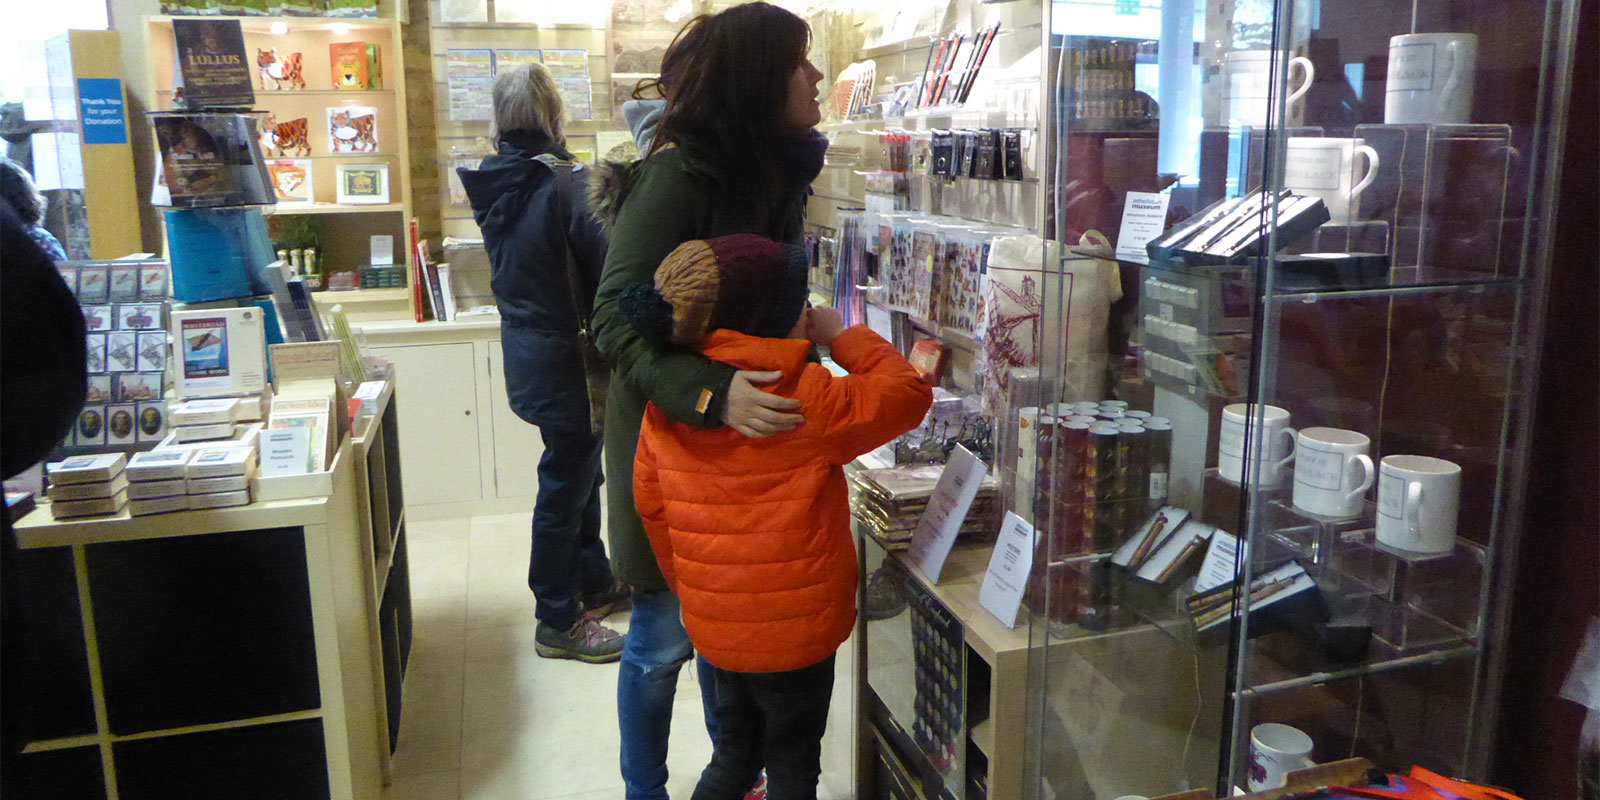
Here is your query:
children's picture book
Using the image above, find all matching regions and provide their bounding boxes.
[172,19,255,108]
[256,48,306,91]
[267,160,314,205]
[329,42,369,90]
[327,105,379,153]
[171,306,268,398]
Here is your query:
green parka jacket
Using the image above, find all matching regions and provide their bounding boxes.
[587,143,816,591]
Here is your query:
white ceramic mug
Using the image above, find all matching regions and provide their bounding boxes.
[1385,33,1477,124]
[1376,455,1462,555]
[1290,428,1376,518]
[1218,404,1296,487]
[1223,50,1315,128]
[1248,723,1314,791]
[1285,137,1381,225]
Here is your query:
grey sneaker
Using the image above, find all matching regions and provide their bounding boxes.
[535,617,624,663]
[580,579,633,619]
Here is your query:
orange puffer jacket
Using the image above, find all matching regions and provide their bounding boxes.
[634,326,933,673]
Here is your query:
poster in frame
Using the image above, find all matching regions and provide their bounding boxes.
[335,163,390,205]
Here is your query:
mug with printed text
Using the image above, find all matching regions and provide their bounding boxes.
[1218,403,1296,487]
[1285,137,1380,225]
[1290,427,1376,518]
[1385,33,1477,124]
[1223,50,1314,128]
[1376,455,1461,555]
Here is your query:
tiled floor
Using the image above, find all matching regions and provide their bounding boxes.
[383,512,856,800]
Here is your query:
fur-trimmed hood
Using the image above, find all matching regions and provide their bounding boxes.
[588,98,664,231]
[587,157,643,233]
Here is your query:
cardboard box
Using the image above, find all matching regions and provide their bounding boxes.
[45,453,127,485]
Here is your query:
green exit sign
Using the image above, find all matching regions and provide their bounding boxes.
[1115,0,1140,13]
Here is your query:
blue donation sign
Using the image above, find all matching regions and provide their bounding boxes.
[78,78,128,145]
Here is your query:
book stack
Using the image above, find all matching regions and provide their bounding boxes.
[45,454,129,519]
[849,465,1001,549]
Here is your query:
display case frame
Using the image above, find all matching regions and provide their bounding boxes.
[1013,0,1582,798]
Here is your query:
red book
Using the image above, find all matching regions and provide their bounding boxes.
[408,219,426,322]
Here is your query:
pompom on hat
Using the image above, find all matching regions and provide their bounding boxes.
[619,234,810,347]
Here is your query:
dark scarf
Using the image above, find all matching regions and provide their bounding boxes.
[497,128,571,160]
[778,129,829,199]
[674,128,827,219]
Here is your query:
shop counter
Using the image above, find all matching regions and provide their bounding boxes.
[11,398,410,800]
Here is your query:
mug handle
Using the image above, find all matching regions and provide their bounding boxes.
[1344,453,1376,507]
[1286,56,1315,108]
[1349,145,1380,202]
[1273,426,1298,472]
[1405,481,1426,542]
[1438,42,1462,98]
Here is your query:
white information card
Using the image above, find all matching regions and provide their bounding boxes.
[260,427,312,477]
[1115,191,1171,264]
[979,512,1037,628]
[1193,530,1242,593]
[907,444,989,583]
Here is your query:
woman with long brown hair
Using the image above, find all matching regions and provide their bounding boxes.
[587,3,825,798]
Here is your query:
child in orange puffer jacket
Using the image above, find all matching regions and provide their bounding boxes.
[620,233,932,800]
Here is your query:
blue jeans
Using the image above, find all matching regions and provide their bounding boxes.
[619,588,719,800]
[528,426,612,631]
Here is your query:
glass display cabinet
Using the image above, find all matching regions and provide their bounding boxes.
[1018,0,1580,798]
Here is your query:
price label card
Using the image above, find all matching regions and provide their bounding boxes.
[1115,191,1170,264]
[907,444,989,583]
[979,512,1036,628]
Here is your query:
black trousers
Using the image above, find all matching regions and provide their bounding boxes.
[527,425,613,631]
[692,654,836,800]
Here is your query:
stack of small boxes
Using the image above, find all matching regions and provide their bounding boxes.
[124,422,262,516]
[45,453,129,519]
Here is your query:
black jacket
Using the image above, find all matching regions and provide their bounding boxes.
[458,130,608,432]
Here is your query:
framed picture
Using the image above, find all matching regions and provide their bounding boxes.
[336,163,390,205]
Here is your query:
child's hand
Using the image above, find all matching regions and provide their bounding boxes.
[805,307,846,347]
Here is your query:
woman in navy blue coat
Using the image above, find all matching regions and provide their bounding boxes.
[457,63,628,663]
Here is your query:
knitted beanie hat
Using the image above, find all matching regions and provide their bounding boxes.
[619,234,809,346]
